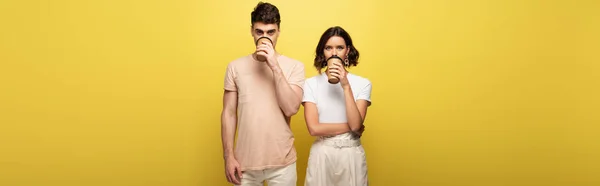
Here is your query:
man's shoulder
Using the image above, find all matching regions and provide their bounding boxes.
[278,55,305,67]
[226,55,253,67]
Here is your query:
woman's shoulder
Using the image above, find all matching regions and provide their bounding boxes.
[348,73,372,85]
[305,73,326,85]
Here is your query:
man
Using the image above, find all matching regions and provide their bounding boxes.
[221,2,305,186]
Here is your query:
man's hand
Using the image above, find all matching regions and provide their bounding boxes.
[255,40,279,69]
[225,157,243,184]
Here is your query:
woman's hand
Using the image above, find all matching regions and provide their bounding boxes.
[328,60,349,88]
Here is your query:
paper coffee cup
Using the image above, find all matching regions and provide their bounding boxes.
[326,56,343,84]
[255,36,272,62]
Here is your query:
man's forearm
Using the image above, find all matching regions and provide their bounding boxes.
[272,65,301,117]
[221,111,237,160]
[343,86,363,132]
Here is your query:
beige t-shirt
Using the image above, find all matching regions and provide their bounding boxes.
[224,54,305,171]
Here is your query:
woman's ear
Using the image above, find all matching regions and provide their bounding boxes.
[345,46,351,58]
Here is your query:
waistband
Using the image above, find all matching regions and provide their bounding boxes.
[317,138,361,148]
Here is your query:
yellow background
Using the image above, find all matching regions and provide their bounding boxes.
[1,0,599,185]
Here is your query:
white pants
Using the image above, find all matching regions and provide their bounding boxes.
[235,162,297,186]
[304,138,369,186]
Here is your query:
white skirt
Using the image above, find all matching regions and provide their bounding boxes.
[304,134,368,186]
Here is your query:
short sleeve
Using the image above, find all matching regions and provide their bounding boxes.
[302,79,316,103]
[288,63,305,89]
[357,80,372,106]
[224,63,237,91]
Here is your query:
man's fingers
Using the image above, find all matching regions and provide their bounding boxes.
[264,40,273,48]
[256,45,268,50]
[255,48,271,56]
[256,45,272,52]
[258,40,273,47]
[229,170,240,184]
[227,169,236,182]
[236,167,243,179]
[226,171,232,183]
[255,48,268,53]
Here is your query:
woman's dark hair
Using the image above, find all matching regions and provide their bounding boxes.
[314,26,360,71]
[251,2,281,28]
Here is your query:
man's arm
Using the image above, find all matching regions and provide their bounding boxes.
[257,42,304,117]
[221,90,238,160]
[221,62,242,184]
[272,64,304,117]
[221,90,243,184]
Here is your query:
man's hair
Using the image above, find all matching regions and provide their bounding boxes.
[314,26,360,71]
[251,2,281,28]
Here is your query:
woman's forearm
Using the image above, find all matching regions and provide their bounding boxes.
[343,86,364,132]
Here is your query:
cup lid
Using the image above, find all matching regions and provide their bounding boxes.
[255,36,273,45]
[327,55,343,61]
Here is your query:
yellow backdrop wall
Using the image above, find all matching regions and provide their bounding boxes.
[1,0,599,186]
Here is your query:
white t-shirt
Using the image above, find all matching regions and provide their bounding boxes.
[302,72,372,140]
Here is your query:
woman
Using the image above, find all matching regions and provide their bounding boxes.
[302,26,372,186]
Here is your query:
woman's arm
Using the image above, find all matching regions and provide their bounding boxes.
[328,61,371,135]
[342,85,370,134]
[303,102,352,136]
